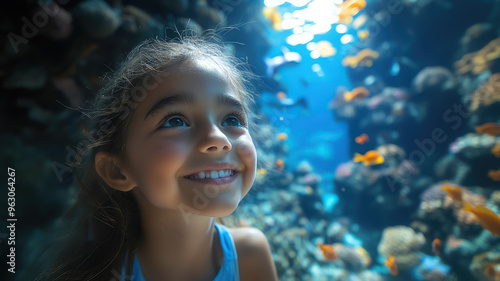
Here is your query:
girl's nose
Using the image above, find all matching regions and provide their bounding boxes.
[197,124,232,153]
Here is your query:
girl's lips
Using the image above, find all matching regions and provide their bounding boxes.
[184,172,239,185]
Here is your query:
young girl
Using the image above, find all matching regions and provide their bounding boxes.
[38,37,278,281]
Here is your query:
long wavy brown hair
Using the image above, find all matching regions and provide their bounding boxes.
[33,35,256,281]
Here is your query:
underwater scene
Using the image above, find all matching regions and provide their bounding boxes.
[1,0,500,280]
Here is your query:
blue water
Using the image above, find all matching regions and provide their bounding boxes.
[260,2,350,193]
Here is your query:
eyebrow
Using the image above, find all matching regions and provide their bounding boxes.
[144,93,246,120]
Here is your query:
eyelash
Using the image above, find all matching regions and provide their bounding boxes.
[159,111,247,128]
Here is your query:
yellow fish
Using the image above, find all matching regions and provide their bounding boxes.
[353,150,384,165]
[491,142,500,157]
[489,169,500,181]
[462,202,500,236]
[344,87,369,102]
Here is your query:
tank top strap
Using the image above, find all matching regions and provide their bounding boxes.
[213,223,240,281]
[121,224,239,281]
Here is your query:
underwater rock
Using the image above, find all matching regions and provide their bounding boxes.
[412,66,456,95]
[378,226,425,271]
[331,243,372,272]
[455,37,500,76]
[471,248,500,281]
[460,23,496,54]
[491,191,500,209]
[468,73,500,124]
[450,133,499,159]
[73,0,121,39]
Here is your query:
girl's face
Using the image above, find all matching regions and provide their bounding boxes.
[125,60,257,218]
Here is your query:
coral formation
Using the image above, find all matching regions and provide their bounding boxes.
[378,226,425,271]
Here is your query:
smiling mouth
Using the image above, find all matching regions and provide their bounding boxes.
[184,169,238,180]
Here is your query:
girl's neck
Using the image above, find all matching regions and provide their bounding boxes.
[135,196,223,281]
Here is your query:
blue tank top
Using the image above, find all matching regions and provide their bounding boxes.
[120,224,240,281]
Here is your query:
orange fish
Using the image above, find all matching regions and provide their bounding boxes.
[432,238,441,255]
[317,243,338,261]
[355,133,369,144]
[384,256,399,276]
[276,159,284,171]
[277,133,288,141]
[353,150,384,166]
[441,183,463,202]
[491,142,500,157]
[344,87,370,102]
[489,169,500,181]
[277,91,287,100]
[475,122,500,135]
[462,202,500,236]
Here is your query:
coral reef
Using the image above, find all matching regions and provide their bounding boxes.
[378,226,425,271]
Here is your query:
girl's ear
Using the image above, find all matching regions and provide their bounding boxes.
[95,151,136,192]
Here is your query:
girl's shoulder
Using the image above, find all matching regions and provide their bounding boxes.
[228,227,279,281]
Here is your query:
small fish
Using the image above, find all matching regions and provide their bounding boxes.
[491,142,500,157]
[276,91,287,100]
[432,238,441,255]
[462,202,500,236]
[353,150,384,166]
[355,133,369,145]
[265,47,302,77]
[276,159,284,172]
[277,133,288,141]
[317,243,338,261]
[357,30,369,41]
[475,122,500,136]
[384,256,399,276]
[344,87,370,102]
[441,183,463,202]
[489,169,500,181]
[257,168,267,176]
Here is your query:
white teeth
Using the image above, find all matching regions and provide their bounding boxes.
[190,170,234,179]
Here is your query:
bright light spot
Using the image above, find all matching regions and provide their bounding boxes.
[335,24,348,34]
[283,12,293,19]
[306,42,317,51]
[317,71,324,77]
[293,26,304,34]
[264,0,286,7]
[340,34,354,44]
[312,63,322,72]
[292,10,302,18]
[333,0,343,4]
[286,32,314,45]
[310,50,320,59]
[310,23,331,35]
[282,18,305,30]
[303,24,312,32]
[287,0,312,7]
